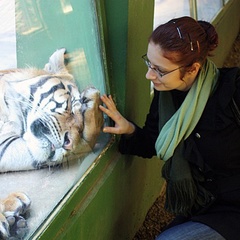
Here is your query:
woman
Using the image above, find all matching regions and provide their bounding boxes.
[99,16,240,240]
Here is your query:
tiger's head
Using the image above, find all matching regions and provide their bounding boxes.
[0,49,103,172]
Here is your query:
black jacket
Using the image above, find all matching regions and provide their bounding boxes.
[119,67,240,240]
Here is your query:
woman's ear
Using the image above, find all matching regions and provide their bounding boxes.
[188,62,201,74]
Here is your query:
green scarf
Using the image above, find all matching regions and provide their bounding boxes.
[155,59,219,215]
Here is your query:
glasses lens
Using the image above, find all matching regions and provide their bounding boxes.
[142,56,150,68]
[145,60,150,68]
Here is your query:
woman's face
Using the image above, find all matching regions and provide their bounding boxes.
[145,41,189,91]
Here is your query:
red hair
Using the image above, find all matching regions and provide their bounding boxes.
[149,16,218,69]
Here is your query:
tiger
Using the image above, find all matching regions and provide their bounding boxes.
[0,48,103,172]
[0,48,103,238]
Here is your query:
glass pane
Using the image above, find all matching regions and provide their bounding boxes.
[0,0,17,69]
[0,0,110,239]
[154,0,190,29]
[15,0,106,93]
[197,0,223,21]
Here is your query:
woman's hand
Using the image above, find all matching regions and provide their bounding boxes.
[99,94,135,135]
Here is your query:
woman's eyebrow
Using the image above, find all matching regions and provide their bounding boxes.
[147,55,170,71]
[154,64,168,72]
[148,59,164,70]
[154,62,176,72]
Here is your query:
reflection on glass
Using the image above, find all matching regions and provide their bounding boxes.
[60,0,73,14]
[16,0,43,35]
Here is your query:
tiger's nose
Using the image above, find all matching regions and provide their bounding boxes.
[63,132,73,150]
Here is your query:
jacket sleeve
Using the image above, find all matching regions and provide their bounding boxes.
[118,90,160,158]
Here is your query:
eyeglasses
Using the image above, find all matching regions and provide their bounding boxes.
[142,54,185,78]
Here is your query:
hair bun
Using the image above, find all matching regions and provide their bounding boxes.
[198,20,218,52]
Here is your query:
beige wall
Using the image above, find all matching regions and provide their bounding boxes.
[210,0,240,67]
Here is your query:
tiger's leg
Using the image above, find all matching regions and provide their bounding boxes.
[80,87,103,149]
[0,212,10,239]
[1,192,31,239]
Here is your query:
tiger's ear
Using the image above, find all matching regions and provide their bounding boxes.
[44,48,69,74]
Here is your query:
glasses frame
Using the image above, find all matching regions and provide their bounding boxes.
[142,54,185,78]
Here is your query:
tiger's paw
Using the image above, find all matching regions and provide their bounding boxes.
[0,192,31,239]
[7,215,28,240]
[80,87,104,148]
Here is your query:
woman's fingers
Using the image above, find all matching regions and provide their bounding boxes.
[99,95,126,134]
[99,94,135,135]
[100,95,116,109]
[102,126,122,134]
[100,95,120,120]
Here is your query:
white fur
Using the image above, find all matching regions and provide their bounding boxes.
[0,49,103,172]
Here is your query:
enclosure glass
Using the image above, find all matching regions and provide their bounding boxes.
[0,0,110,238]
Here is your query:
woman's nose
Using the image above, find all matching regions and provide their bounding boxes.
[145,68,157,80]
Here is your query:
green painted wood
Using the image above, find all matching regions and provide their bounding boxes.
[126,0,155,126]
[100,0,129,113]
